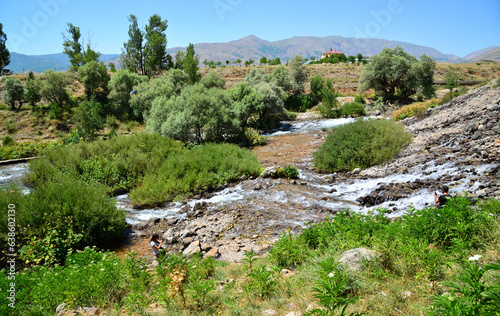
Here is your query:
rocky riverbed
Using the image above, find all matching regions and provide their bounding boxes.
[115,81,500,264]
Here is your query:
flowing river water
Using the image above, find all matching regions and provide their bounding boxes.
[1,115,496,258]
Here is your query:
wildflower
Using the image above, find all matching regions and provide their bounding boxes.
[328,272,335,278]
[468,255,482,261]
[100,268,105,271]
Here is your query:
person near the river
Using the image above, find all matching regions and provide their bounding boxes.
[150,233,164,259]
[434,185,451,208]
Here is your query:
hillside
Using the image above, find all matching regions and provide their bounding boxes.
[9,35,484,73]
[168,35,459,63]
[470,46,500,62]
[463,46,498,60]
[7,53,121,73]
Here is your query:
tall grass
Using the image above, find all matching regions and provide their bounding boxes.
[313,118,412,172]
[26,133,261,206]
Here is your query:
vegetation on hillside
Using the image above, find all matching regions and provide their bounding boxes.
[313,118,412,172]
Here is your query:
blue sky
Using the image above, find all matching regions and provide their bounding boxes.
[0,0,499,57]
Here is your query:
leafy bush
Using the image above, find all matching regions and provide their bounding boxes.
[354,95,366,104]
[340,102,365,117]
[284,94,317,112]
[2,77,25,110]
[243,127,267,146]
[276,164,299,179]
[269,231,309,268]
[129,143,261,205]
[75,97,105,139]
[317,88,341,118]
[313,118,412,172]
[200,70,226,89]
[2,136,15,146]
[0,175,126,266]
[0,141,60,160]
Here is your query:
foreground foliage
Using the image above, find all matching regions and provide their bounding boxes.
[313,118,412,172]
[1,197,498,315]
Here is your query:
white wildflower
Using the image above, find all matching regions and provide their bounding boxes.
[328,272,335,278]
[468,255,482,261]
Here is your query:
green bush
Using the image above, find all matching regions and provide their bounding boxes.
[2,136,15,146]
[354,95,366,104]
[313,118,412,172]
[284,94,317,112]
[0,175,126,266]
[0,141,60,160]
[276,164,299,179]
[129,143,261,205]
[340,102,365,117]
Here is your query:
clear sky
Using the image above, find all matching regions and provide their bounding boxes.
[0,0,499,57]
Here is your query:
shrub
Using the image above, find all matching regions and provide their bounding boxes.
[313,118,412,172]
[129,143,261,205]
[392,98,439,121]
[78,61,110,99]
[41,70,69,108]
[2,136,15,146]
[0,175,126,266]
[354,95,366,104]
[75,97,105,140]
[284,94,317,112]
[340,102,365,117]
[200,70,226,89]
[2,77,25,110]
[317,88,341,118]
[276,164,299,179]
[108,69,147,113]
[269,231,309,269]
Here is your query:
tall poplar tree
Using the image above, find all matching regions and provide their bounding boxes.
[184,43,200,84]
[144,14,168,74]
[0,23,10,73]
[121,15,144,75]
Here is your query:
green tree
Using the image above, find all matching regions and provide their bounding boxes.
[41,70,69,107]
[358,46,435,101]
[235,58,242,66]
[0,23,10,73]
[201,70,226,89]
[108,69,147,110]
[289,55,307,95]
[444,69,460,97]
[245,68,271,87]
[24,71,42,108]
[184,43,200,84]
[260,56,268,66]
[271,65,291,92]
[130,69,188,119]
[78,61,110,100]
[245,59,255,67]
[121,14,144,74]
[310,74,326,101]
[144,14,168,75]
[226,60,230,66]
[356,53,363,63]
[175,51,185,70]
[2,78,25,110]
[415,55,436,98]
[76,97,104,140]
[348,55,356,65]
[147,84,240,143]
[62,23,83,71]
[108,62,117,72]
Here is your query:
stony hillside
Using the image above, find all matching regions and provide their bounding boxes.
[360,80,500,202]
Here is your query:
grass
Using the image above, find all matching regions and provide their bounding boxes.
[1,197,498,315]
[313,118,412,172]
[27,133,262,206]
[391,98,439,121]
[0,140,61,160]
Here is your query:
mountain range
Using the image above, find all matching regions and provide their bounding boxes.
[6,35,499,73]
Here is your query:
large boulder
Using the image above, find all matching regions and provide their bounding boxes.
[183,240,201,256]
[338,248,381,272]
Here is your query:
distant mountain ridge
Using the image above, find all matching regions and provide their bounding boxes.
[8,52,120,73]
[8,36,499,73]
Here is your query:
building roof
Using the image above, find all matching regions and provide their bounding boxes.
[323,49,344,55]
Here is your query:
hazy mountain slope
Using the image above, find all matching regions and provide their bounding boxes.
[8,53,120,73]
[469,46,500,62]
[463,46,497,60]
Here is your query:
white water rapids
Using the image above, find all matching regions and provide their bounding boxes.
[0,117,496,225]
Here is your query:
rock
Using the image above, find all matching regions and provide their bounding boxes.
[254,244,271,255]
[338,248,382,271]
[183,240,201,256]
[472,132,482,140]
[205,247,220,258]
[402,291,412,300]
[330,188,338,193]
[260,166,278,178]
[263,309,278,316]
[352,168,361,175]
[56,303,68,315]
[182,236,194,246]
[374,110,381,116]
[285,312,302,316]
[149,260,160,269]
[451,145,462,152]
[240,174,248,181]
[200,243,212,251]
[290,179,297,185]
[476,189,487,198]
[254,183,262,190]
[166,217,179,226]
